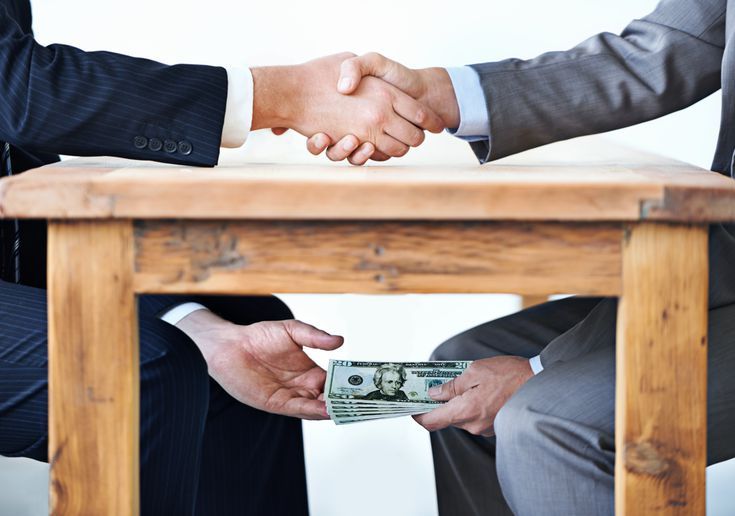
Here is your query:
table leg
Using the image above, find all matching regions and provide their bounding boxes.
[47,221,139,515]
[615,223,708,515]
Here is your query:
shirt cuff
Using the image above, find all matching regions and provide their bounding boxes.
[444,66,490,141]
[221,65,254,148]
[529,355,544,375]
[159,302,209,326]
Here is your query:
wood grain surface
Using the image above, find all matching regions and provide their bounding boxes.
[133,220,623,296]
[615,223,708,515]
[1,138,734,222]
[48,221,139,515]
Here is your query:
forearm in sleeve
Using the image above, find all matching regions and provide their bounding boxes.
[0,6,227,166]
[469,0,726,163]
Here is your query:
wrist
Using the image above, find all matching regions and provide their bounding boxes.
[417,67,460,129]
[175,308,236,365]
[251,65,303,130]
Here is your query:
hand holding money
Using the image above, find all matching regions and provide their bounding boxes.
[325,360,472,424]
[413,356,534,436]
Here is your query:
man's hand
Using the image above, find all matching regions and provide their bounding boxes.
[307,53,461,164]
[252,53,443,159]
[176,309,343,420]
[413,356,533,436]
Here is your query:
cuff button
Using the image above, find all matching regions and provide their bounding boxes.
[163,139,177,153]
[148,138,163,151]
[177,140,193,155]
[133,136,148,149]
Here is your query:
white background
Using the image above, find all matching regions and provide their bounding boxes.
[0,0,733,515]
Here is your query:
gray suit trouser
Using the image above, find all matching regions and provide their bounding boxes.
[430,225,735,516]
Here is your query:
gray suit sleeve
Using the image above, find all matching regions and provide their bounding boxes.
[469,0,726,163]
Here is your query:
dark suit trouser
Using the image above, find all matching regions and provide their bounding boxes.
[0,280,309,516]
[430,297,735,516]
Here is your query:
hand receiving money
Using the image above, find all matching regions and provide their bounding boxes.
[325,360,472,424]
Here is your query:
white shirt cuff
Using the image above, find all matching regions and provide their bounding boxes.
[159,302,209,326]
[444,66,490,141]
[221,65,254,148]
[529,355,544,375]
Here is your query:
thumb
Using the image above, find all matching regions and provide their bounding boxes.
[284,320,344,351]
[338,53,421,98]
[338,52,396,94]
[428,378,458,401]
[429,369,477,401]
[337,56,364,94]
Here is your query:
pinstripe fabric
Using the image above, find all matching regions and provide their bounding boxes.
[0,0,229,290]
[0,0,227,167]
[0,2,309,513]
[0,281,309,515]
[0,141,19,283]
[0,3,309,512]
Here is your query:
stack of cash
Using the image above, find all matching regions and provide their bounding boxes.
[325,359,472,425]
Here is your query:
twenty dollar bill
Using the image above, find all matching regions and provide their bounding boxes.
[325,360,472,424]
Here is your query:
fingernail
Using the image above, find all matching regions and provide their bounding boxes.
[428,386,441,397]
[342,139,357,151]
[314,135,326,147]
[338,77,353,92]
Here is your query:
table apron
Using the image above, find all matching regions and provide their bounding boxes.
[133,220,624,296]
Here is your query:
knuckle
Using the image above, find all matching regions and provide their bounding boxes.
[365,51,383,62]
[440,379,452,393]
[415,109,427,125]
[365,108,386,127]
[375,87,393,103]
[448,380,459,397]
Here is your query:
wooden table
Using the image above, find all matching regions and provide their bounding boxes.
[1,137,734,515]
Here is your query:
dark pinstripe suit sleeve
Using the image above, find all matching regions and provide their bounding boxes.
[469,0,725,164]
[0,5,227,167]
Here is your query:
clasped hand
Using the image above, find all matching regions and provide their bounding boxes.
[256,52,460,165]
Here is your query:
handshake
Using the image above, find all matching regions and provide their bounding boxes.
[250,52,461,165]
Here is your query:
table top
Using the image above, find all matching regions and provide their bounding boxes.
[1,136,734,222]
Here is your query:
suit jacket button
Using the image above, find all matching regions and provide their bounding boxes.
[177,140,193,155]
[133,136,148,149]
[148,138,163,151]
[163,139,177,153]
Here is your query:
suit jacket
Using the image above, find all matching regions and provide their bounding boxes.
[469,0,730,173]
[0,0,228,287]
[466,0,735,361]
